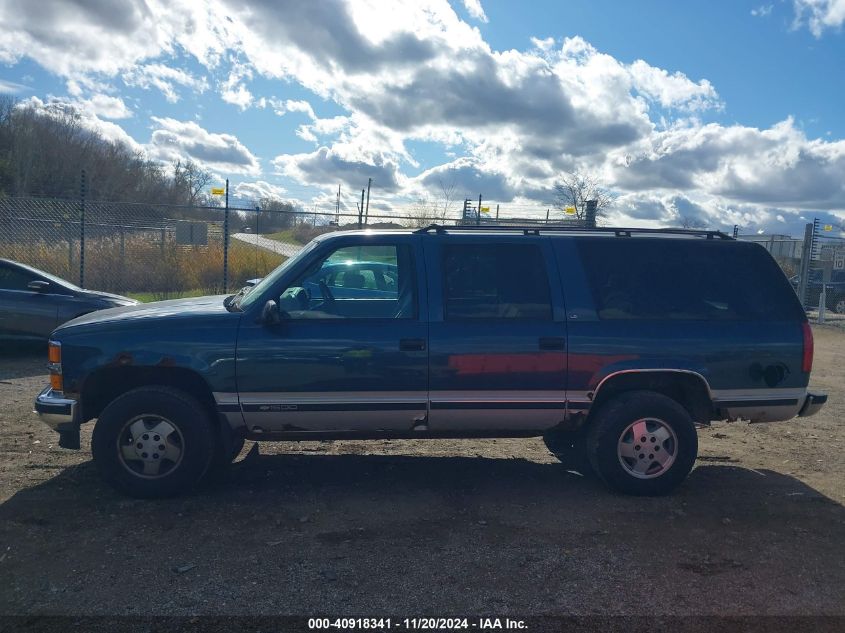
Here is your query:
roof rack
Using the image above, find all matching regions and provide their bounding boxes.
[414,223,733,240]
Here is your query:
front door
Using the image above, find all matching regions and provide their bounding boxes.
[235,235,428,433]
[426,237,568,432]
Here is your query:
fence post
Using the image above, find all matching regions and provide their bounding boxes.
[797,223,814,309]
[223,178,230,293]
[79,169,86,288]
[585,199,597,229]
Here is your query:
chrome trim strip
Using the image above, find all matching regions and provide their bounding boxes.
[592,369,714,400]
[212,392,240,405]
[429,390,566,403]
[238,391,428,405]
[710,387,806,401]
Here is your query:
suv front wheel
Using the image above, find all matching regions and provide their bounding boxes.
[91,386,215,498]
[586,390,698,495]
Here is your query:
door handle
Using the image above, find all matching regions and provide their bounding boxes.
[400,338,426,351]
[539,337,566,350]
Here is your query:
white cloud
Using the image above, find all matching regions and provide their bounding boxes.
[751,4,774,17]
[0,78,28,94]
[123,64,209,102]
[147,117,261,175]
[793,0,845,36]
[461,0,488,22]
[19,96,141,150]
[81,94,133,119]
[273,146,403,192]
[234,180,288,201]
[629,60,721,111]
[1,0,844,229]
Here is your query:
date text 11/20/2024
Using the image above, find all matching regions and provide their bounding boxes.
[308,618,527,630]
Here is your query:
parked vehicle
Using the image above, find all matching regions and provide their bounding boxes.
[789,270,845,314]
[0,259,138,343]
[34,226,826,498]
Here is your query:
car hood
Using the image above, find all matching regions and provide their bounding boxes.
[57,294,233,331]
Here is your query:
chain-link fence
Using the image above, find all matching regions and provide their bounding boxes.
[739,221,845,321]
[0,196,285,299]
[0,194,516,299]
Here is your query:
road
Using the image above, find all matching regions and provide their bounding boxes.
[231,232,303,258]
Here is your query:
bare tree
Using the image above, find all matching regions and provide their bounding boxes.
[172,159,212,206]
[404,179,457,227]
[553,171,615,222]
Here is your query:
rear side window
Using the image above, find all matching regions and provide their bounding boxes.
[577,239,803,321]
[0,265,37,291]
[442,243,552,320]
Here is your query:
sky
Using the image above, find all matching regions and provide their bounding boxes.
[1,0,844,236]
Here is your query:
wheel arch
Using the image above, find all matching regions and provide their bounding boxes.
[588,369,714,425]
[79,366,218,424]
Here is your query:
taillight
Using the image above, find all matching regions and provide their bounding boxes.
[802,322,813,374]
[47,340,63,392]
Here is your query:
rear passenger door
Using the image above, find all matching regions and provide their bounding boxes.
[425,236,568,431]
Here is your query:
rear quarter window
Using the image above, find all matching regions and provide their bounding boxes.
[576,238,804,321]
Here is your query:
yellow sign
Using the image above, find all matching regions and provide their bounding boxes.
[564,206,576,215]
[211,187,225,196]
[823,224,833,231]
[480,206,490,213]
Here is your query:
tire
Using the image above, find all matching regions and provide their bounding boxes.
[91,386,215,498]
[542,430,594,477]
[586,390,697,496]
[832,296,845,315]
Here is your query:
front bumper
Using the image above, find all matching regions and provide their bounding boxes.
[34,386,78,432]
[798,391,827,417]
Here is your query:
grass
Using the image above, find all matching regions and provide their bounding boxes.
[126,289,210,303]
[264,229,300,244]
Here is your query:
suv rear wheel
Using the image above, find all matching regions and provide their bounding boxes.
[586,390,697,495]
[91,386,215,498]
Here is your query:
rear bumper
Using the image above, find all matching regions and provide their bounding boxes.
[34,386,78,432]
[798,391,827,418]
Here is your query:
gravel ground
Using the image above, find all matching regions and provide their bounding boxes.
[0,327,843,618]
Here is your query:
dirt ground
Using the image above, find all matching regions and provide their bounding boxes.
[0,327,843,619]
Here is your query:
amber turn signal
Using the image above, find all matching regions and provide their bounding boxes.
[48,341,61,363]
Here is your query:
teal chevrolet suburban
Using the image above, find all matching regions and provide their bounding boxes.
[34,225,827,498]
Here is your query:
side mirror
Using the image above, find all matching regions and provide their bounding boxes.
[260,299,281,326]
[28,280,50,292]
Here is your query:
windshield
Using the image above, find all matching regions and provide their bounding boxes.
[236,240,321,310]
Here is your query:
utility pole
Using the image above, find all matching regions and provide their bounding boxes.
[495,204,499,221]
[79,169,86,288]
[223,178,230,293]
[334,185,339,225]
[477,194,482,226]
[358,188,365,229]
[365,177,372,226]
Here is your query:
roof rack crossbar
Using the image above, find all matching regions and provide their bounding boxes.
[413,223,733,240]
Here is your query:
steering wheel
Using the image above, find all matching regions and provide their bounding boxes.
[318,280,336,308]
